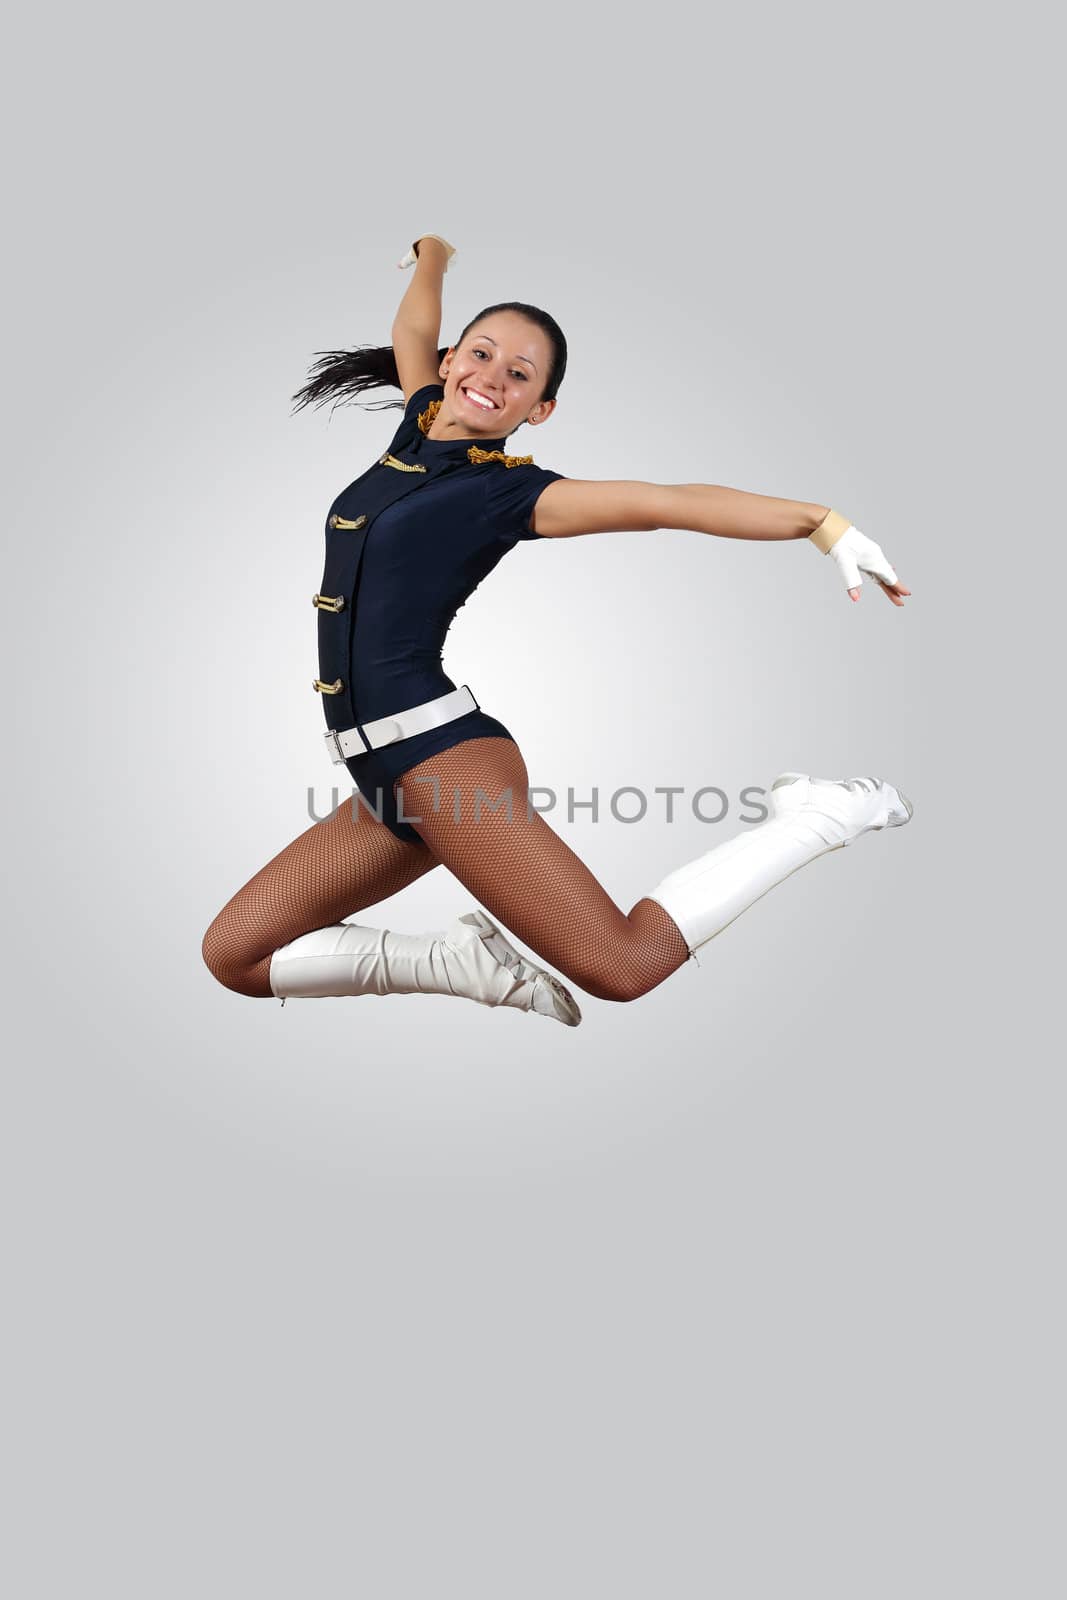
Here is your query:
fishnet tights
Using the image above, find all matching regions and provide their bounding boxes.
[393,739,689,1001]
[202,738,689,1002]
[201,793,439,998]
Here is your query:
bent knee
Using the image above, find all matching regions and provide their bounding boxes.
[567,965,655,1004]
[201,922,269,998]
[593,981,649,1004]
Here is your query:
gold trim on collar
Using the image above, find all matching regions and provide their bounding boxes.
[416,398,534,468]
[466,445,534,468]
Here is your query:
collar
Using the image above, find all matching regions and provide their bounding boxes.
[416,398,534,468]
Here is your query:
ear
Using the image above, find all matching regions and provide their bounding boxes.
[438,346,456,380]
[525,397,557,427]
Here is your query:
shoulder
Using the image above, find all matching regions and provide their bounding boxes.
[481,462,567,542]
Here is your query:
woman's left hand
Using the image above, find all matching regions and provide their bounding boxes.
[829,524,912,607]
[397,234,457,272]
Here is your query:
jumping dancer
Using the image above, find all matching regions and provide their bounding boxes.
[202,233,913,1025]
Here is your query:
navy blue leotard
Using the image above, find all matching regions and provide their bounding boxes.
[315,383,565,842]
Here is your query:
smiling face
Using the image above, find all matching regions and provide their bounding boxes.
[432,312,557,440]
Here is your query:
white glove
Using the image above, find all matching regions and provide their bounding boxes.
[396,234,457,272]
[826,523,899,595]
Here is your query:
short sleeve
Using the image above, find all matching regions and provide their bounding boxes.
[483,464,567,543]
[403,382,444,420]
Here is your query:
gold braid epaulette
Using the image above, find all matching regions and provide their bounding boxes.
[417,399,534,468]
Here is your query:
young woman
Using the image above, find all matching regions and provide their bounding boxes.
[201,233,913,1026]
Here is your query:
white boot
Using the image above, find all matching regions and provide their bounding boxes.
[645,772,913,961]
[268,908,581,1025]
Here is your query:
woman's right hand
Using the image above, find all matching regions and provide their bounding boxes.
[397,234,457,271]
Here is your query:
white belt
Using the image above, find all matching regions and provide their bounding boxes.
[324,684,479,763]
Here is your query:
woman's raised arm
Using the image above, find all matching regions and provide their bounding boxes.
[392,235,454,400]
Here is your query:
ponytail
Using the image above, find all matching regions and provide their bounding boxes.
[290,342,449,417]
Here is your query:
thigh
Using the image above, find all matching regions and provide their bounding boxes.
[393,737,642,987]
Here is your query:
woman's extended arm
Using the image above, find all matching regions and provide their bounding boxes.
[531,479,827,541]
[531,480,911,606]
[661,483,829,540]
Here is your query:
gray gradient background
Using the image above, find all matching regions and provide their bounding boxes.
[4,4,1062,1596]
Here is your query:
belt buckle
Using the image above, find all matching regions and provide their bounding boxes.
[324,727,346,764]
